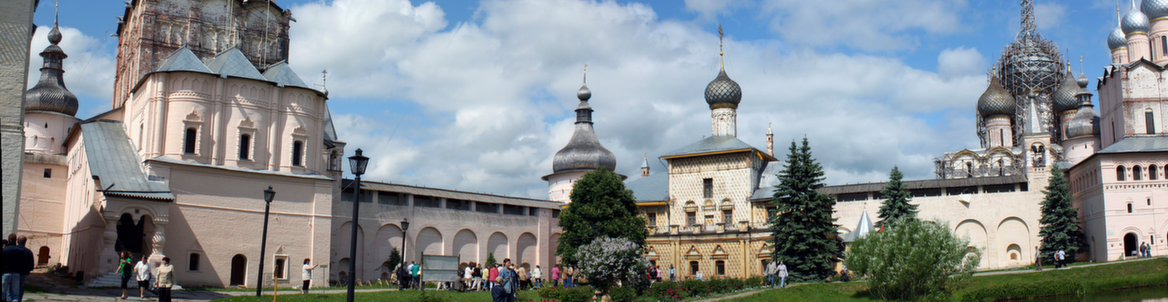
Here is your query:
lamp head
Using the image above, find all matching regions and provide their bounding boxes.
[348,148,370,176]
[263,186,275,203]
[401,218,410,231]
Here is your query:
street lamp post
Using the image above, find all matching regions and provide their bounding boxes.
[255,186,276,297]
[400,218,409,266]
[346,149,370,302]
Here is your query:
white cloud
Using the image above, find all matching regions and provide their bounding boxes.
[27,25,116,114]
[758,0,968,50]
[287,0,992,198]
[938,47,985,79]
[1034,2,1066,30]
[684,0,736,19]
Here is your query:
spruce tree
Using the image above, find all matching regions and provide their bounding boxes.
[556,167,647,266]
[877,166,917,227]
[1039,166,1087,263]
[770,138,840,282]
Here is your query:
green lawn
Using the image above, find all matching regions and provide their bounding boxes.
[733,258,1168,302]
[212,289,541,302]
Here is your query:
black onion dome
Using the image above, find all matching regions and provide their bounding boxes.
[1053,71,1081,112]
[552,82,617,173]
[25,22,78,116]
[977,76,1015,117]
[705,69,741,109]
[1066,100,1100,138]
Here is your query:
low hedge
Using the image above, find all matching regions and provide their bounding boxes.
[953,270,1168,302]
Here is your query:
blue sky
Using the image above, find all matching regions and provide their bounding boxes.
[30,0,1130,198]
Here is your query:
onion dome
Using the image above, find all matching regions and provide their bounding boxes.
[1123,3,1150,35]
[705,68,742,109]
[1143,0,1168,21]
[25,20,78,116]
[1066,96,1100,138]
[1076,72,1089,88]
[1052,71,1081,112]
[552,81,617,173]
[1109,27,1128,49]
[977,76,1015,117]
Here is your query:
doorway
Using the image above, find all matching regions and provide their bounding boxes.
[1125,233,1139,257]
[37,246,50,266]
[230,254,247,286]
[115,214,143,254]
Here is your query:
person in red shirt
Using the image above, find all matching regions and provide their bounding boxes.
[488,265,499,290]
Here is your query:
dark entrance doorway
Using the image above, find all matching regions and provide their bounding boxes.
[115,214,143,254]
[230,254,247,286]
[37,246,50,266]
[1125,233,1139,257]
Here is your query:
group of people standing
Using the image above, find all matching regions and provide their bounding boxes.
[2,234,34,302]
[113,251,175,302]
[394,261,424,290]
[459,261,545,292]
[1139,242,1154,258]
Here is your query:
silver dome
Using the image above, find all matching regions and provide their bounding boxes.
[1076,72,1089,88]
[24,23,78,116]
[1123,7,1150,35]
[1052,71,1081,112]
[552,82,617,173]
[1143,0,1168,21]
[1066,100,1100,138]
[1108,27,1128,50]
[977,76,1015,117]
[705,69,742,109]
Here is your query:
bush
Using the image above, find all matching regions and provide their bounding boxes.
[609,286,636,302]
[846,219,980,301]
[648,281,686,301]
[680,279,708,297]
[536,286,594,302]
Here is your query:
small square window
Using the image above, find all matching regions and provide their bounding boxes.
[703,178,713,198]
[43,168,51,178]
[274,256,288,280]
[189,253,201,271]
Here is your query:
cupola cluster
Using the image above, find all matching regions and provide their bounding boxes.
[24,16,79,116]
[1110,0,1168,64]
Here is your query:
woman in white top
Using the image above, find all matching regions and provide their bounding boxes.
[133,255,151,298]
[301,259,318,294]
[531,265,542,289]
[464,263,475,290]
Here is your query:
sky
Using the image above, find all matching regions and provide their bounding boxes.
[29,0,1131,199]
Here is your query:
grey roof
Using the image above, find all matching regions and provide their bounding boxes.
[25,22,78,116]
[551,83,616,173]
[817,174,1027,196]
[344,179,563,209]
[262,61,311,89]
[750,161,784,200]
[842,212,874,243]
[80,121,174,201]
[155,46,213,74]
[322,106,339,144]
[626,172,669,203]
[662,135,756,158]
[207,46,266,81]
[1098,136,1168,154]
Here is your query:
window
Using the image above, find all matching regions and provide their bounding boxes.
[274,256,287,280]
[341,189,371,203]
[1129,203,1134,213]
[1148,110,1156,134]
[239,134,251,160]
[966,162,974,178]
[999,129,1005,147]
[1149,198,1153,206]
[138,124,144,150]
[378,192,407,206]
[703,178,713,198]
[552,209,560,218]
[687,211,697,226]
[690,261,699,276]
[184,128,197,154]
[1152,165,1160,180]
[503,205,524,215]
[715,260,725,275]
[529,208,538,216]
[189,253,200,271]
[291,141,304,166]
[43,168,51,178]
[1162,36,1167,55]
[1135,166,1144,181]
[446,199,469,211]
[646,212,657,226]
[414,195,439,208]
[1118,166,1127,181]
[723,210,732,224]
[476,202,498,213]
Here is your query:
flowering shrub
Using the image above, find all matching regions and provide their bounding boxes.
[574,237,650,293]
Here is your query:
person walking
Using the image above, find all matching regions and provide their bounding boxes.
[563,266,573,288]
[765,260,778,288]
[155,257,174,302]
[498,261,514,302]
[472,263,483,291]
[507,262,519,302]
[669,265,676,282]
[134,255,152,298]
[410,261,421,290]
[531,265,542,289]
[491,277,508,302]
[3,234,34,302]
[488,264,499,290]
[1034,246,1042,271]
[516,265,528,291]
[395,264,410,290]
[301,259,318,294]
[115,251,134,299]
[550,265,560,288]
[777,261,788,288]
[1056,249,1066,269]
[464,262,475,290]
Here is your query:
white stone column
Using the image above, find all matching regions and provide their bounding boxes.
[100,218,121,274]
[148,223,167,265]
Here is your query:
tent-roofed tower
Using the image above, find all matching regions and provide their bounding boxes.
[543,68,623,203]
[24,9,81,155]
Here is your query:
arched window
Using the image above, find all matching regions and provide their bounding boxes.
[239,134,251,160]
[1152,165,1160,180]
[1118,166,1127,181]
[138,124,144,151]
[1148,109,1156,134]
[291,141,304,167]
[689,261,699,276]
[1135,166,1144,181]
[966,162,974,178]
[189,253,200,271]
[184,128,197,154]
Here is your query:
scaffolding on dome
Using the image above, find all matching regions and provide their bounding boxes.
[977,0,1064,149]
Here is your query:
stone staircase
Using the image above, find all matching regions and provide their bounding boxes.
[86,271,140,288]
